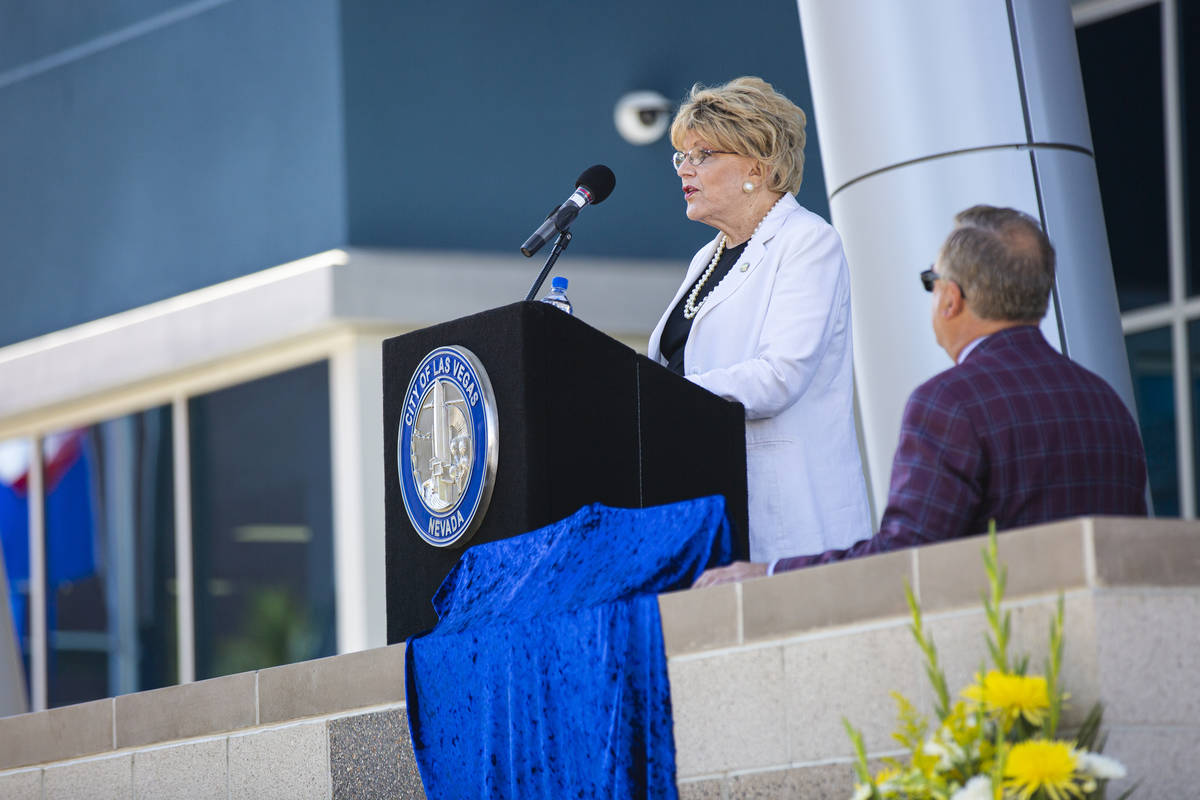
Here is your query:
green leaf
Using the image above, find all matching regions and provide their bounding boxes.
[1045,594,1066,737]
[843,717,874,786]
[982,524,1011,673]
[1113,779,1141,799]
[890,691,928,752]
[1075,702,1105,751]
[906,581,951,721]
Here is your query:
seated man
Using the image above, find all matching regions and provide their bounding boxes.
[696,205,1148,587]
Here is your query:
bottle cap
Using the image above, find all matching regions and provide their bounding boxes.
[551,276,568,290]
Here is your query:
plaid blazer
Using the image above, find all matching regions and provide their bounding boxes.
[777,325,1148,571]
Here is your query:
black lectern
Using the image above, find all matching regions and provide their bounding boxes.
[383,302,748,642]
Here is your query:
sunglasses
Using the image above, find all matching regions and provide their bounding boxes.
[920,267,966,299]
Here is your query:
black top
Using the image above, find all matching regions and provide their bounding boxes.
[659,241,748,376]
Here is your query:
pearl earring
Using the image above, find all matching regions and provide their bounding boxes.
[742,181,755,193]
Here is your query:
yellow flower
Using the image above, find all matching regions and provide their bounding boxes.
[962,671,1049,727]
[1003,740,1082,800]
[941,701,984,748]
[874,766,900,785]
[867,765,908,798]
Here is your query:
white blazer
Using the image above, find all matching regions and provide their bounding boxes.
[648,194,872,561]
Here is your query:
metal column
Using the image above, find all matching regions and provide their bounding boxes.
[797,0,1135,520]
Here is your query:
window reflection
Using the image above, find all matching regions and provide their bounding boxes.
[1078,5,1169,311]
[43,408,176,707]
[1184,0,1199,296]
[1187,321,1200,508]
[0,438,31,707]
[190,361,335,679]
[1126,328,1177,515]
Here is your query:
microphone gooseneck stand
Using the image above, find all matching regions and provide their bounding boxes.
[524,229,572,302]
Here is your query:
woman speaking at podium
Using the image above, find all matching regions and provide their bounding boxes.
[648,76,871,563]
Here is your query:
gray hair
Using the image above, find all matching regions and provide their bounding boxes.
[939,205,1056,322]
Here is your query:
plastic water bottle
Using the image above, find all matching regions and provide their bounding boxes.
[539,276,573,315]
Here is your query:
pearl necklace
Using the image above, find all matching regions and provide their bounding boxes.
[682,195,786,320]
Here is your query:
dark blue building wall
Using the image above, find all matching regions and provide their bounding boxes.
[340,0,828,259]
[0,0,826,348]
[0,0,189,73]
[0,0,346,347]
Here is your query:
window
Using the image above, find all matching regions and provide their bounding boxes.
[1080,0,1192,515]
[1078,3,1168,311]
[1126,328,1177,515]
[1183,0,1199,296]
[5,356,342,709]
[189,361,335,679]
[42,408,175,706]
[0,438,31,705]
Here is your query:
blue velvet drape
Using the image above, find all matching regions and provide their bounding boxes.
[405,497,732,799]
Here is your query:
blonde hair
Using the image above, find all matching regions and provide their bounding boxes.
[670,76,807,194]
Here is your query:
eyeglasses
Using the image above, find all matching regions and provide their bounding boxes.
[920,267,966,298]
[672,148,737,170]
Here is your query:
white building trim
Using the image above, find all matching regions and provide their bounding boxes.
[0,247,680,668]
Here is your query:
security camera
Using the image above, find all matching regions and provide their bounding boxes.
[614,90,673,146]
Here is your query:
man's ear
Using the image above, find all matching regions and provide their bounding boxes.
[942,284,966,318]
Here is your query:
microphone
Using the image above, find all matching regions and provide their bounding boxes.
[520,165,616,257]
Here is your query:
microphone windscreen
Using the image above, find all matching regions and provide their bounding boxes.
[576,165,616,204]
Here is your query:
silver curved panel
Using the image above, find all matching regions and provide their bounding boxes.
[798,0,1026,192]
[831,149,1043,518]
[1034,147,1136,418]
[1011,0,1095,151]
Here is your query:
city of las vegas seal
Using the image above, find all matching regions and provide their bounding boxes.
[397,345,498,547]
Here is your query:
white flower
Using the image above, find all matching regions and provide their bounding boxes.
[949,775,993,800]
[923,740,948,758]
[851,783,872,800]
[1077,750,1127,780]
[923,738,964,771]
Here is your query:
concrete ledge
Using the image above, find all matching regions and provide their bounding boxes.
[0,642,407,772]
[1092,517,1200,586]
[1,518,1197,798]
[663,517,1200,798]
[0,699,112,771]
[658,583,739,657]
[658,516,1186,656]
[741,547,912,642]
[116,672,257,750]
[258,643,406,724]
[917,517,1089,611]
